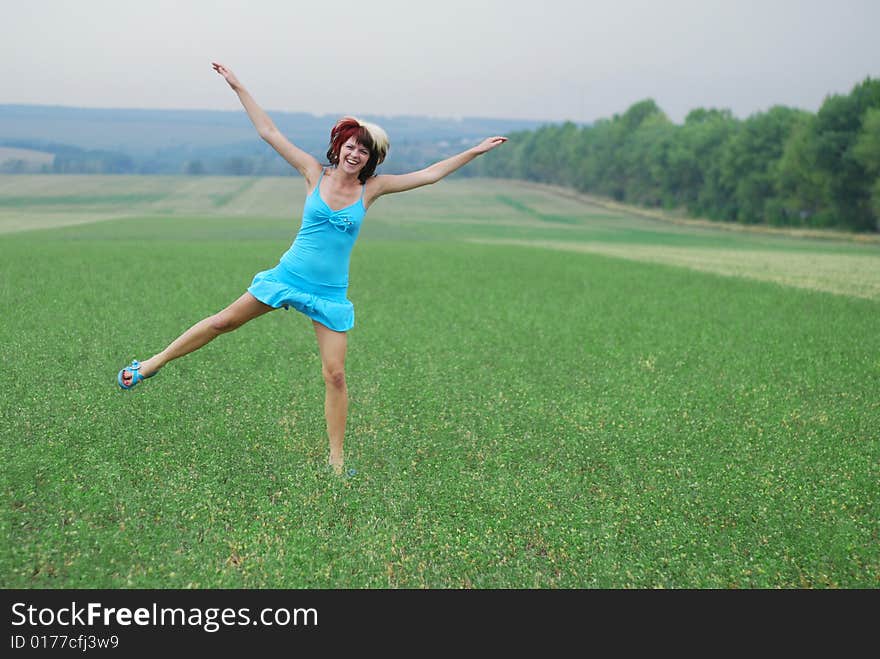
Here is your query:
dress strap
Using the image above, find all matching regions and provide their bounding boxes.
[310,168,325,197]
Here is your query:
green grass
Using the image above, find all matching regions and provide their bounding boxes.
[1,176,879,588]
[0,193,169,208]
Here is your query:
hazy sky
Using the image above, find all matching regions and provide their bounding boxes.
[2,0,878,123]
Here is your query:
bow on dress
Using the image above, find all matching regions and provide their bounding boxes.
[312,201,356,233]
[310,189,358,233]
[327,213,355,232]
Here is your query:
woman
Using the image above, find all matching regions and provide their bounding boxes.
[118,62,507,475]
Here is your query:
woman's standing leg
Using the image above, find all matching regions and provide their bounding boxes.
[313,321,348,474]
[121,292,274,385]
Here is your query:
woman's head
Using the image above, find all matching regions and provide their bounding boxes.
[327,116,389,183]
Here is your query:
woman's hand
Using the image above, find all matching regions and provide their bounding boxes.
[212,62,242,91]
[472,136,508,154]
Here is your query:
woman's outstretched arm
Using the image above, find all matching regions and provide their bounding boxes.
[370,136,507,199]
[212,62,321,181]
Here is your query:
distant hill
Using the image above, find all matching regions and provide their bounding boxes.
[0,105,555,175]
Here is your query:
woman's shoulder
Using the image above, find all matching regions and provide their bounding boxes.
[365,173,393,192]
[363,174,389,209]
[303,164,326,192]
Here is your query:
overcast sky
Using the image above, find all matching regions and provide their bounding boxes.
[2,0,878,124]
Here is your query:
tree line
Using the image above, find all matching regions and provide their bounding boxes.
[469,78,880,232]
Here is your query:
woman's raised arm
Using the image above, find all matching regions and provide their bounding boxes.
[370,136,507,199]
[212,62,321,182]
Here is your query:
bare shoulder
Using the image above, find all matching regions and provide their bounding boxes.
[367,174,392,192]
[302,162,325,192]
[363,174,391,209]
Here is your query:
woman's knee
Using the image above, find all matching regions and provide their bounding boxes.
[210,295,269,333]
[322,364,346,390]
[208,312,241,333]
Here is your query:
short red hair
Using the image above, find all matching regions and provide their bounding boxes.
[326,116,389,183]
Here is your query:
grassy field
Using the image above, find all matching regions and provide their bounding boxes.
[1,175,878,588]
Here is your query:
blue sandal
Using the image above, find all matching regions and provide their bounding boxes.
[117,360,156,390]
[327,464,357,478]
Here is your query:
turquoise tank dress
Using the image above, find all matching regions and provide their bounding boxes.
[247,169,366,331]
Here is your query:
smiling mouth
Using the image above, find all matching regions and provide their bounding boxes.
[345,158,359,166]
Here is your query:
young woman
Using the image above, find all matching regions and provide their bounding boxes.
[118,62,507,475]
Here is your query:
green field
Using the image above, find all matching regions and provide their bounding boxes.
[2,175,878,588]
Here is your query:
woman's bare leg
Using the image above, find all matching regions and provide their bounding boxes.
[121,292,274,385]
[313,320,348,475]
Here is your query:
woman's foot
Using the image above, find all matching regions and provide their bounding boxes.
[328,456,357,477]
[119,358,160,388]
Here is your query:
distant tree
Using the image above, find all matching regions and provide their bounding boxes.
[619,99,664,132]
[516,130,543,181]
[774,114,833,226]
[521,122,578,185]
[184,159,205,175]
[717,106,807,223]
[222,157,253,176]
[598,100,666,201]
[852,106,880,228]
[0,159,27,174]
[571,118,609,195]
[620,112,676,206]
[812,77,880,230]
[669,109,737,215]
[587,117,626,199]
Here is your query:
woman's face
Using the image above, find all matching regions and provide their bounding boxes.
[338,137,371,176]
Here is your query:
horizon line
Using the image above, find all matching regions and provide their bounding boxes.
[0,102,578,127]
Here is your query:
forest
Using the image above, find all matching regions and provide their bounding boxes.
[470,78,880,232]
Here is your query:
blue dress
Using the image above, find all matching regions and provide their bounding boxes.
[248,169,366,331]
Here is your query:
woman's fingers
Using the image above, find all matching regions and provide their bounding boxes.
[478,136,507,152]
[474,137,504,153]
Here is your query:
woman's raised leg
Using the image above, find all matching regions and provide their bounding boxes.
[313,320,348,475]
[120,292,274,386]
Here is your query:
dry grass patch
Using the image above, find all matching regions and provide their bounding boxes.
[474,238,880,300]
